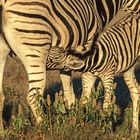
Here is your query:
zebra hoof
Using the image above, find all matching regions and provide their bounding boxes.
[103,102,111,110]
[131,127,139,137]
[80,96,91,105]
[64,96,75,109]
[36,116,44,124]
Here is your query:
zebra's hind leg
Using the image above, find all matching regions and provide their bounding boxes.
[2,3,52,124]
[11,47,49,124]
[0,34,10,130]
[4,37,50,124]
[60,71,75,108]
[81,72,96,104]
[123,67,139,133]
[24,50,49,124]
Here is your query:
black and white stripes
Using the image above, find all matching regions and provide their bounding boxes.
[0,0,139,130]
[54,13,140,132]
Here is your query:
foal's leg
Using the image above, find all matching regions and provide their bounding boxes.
[81,72,96,104]
[60,71,75,107]
[101,70,115,110]
[123,68,139,133]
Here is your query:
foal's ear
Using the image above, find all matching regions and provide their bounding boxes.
[65,56,84,70]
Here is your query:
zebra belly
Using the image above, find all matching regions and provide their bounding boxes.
[114,58,139,75]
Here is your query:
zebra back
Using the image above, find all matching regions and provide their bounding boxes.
[59,13,140,74]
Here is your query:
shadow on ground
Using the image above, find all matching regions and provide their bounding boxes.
[44,64,140,110]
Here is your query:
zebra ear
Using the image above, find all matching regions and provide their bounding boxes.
[65,57,84,70]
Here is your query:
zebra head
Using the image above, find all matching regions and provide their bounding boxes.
[47,45,99,72]
[47,46,85,71]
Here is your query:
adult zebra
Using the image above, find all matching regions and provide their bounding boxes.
[0,0,139,130]
[48,13,140,132]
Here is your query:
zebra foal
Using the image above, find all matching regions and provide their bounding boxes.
[47,0,140,105]
[49,13,140,132]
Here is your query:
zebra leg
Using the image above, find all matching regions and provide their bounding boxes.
[24,51,49,123]
[60,71,75,107]
[81,72,96,104]
[102,74,114,110]
[123,68,139,133]
[0,35,10,130]
[2,16,51,123]
[18,50,49,123]
[3,29,50,123]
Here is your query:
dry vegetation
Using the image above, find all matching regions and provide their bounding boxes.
[0,57,140,140]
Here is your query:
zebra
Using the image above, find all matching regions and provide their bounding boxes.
[48,13,140,132]
[0,0,139,130]
[47,0,140,106]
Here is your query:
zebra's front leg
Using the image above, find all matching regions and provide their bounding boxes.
[60,71,75,107]
[0,35,10,130]
[123,68,139,133]
[81,72,96,104]
[102,74,114,110]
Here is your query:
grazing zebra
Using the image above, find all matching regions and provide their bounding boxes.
[48,13,140,132]
[0,0,139,130]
